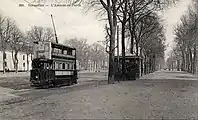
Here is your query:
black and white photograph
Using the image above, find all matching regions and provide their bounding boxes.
[0,0,198,119]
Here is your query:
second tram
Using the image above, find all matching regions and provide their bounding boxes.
[114,55,143,80]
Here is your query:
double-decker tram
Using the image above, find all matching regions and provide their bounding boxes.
[30,41,78,88]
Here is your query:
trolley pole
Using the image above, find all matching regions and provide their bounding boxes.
[51,14,58,43]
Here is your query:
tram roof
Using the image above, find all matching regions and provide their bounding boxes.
[114,55,143,59]
[32,58,53,62]
[51,42,76,50]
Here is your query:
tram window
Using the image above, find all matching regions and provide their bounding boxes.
[68,64,70,69]
[54,48,59,53]
[72,50,75,56]
[64,50,67,54]
[71,64,73,69]
[52,62,54,69]
[58,49,62,54]
[62,63,65,69]
[66,64,68,69]
[55,62,59,69]
[54,48,58,53]
[59,63,62,69]
[67,50,72,55]
[53,62,55,69]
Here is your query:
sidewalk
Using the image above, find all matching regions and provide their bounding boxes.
[0,72,30,78]
[139,70,198,80]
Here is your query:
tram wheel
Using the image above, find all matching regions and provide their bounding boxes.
[48,81,55,88]
[73,80,77,84]
[49,83,54,88]
[43,84,49,89]
[68,81,72,86]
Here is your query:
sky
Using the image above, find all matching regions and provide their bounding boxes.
[0,0,192,59]
[162,0,192,59]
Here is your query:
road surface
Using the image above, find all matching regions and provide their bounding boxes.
[0,70,198,119]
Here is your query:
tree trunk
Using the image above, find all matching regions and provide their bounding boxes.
[129,1,136,54]
[27,53,29,72]
[189,49,193,73]
[11,50,15,69]
[181,51,185,71]
[144,55,147,74]
[177,60,180,71]
[136,42,139,56]
[193,44,196,74]
[2,50,6,74]
[106,0,117,84]
[185,51,188,72]
[96,61,98,72]
[121,0,128,81]
[153,57,155,72]
[92,61,94,71]
[121,22,126,80]
[14,51,18,73]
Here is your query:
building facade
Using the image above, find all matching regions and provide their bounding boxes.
[0,51,32,72]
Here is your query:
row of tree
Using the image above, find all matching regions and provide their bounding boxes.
[167,0,198,73]
[64,38,108,71]
[86,0,178,83]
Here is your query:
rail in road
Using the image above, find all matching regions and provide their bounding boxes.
[0,72,108,90]
[0,72,108,104]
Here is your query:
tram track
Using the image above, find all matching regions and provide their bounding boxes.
[0,78,108,107]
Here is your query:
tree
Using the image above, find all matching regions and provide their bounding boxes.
[89,42,107,71]
[173,5,198,73]
[27,26,54,42]
[0,15,14,73]
[139,17,166,73]
[86,0,120,84]
[10,24,25,73]
[85,0,179,82]
[21,33,34,72]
